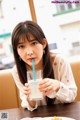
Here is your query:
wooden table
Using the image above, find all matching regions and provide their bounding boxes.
[0,102,80,120]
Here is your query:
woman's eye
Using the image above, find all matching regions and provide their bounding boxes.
[32,41,38,45]
[18,45,24,49]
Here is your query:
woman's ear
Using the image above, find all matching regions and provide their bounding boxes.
[43,38,47,49]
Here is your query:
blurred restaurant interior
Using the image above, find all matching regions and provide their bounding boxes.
[0,0,80,69]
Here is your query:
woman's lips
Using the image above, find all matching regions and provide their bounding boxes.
[28,58,35,62]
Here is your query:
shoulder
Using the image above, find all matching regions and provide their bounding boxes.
[12,65,17,73]
[11,65,19,79]
[50,52,56,62]
[50,53,68,65]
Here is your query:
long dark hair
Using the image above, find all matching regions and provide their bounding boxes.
[11,20,55,105]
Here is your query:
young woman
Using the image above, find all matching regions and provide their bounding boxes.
[11,20,77,111]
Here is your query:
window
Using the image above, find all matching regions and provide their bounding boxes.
[72,41,80,47]
[49,43,57,50]
[60,4,65,11]
[75,0,80,8]
[67,4,72,9]
[55,0,80,13]
[0,0,4,18]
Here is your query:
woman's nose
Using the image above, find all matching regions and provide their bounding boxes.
[26,48,33,55]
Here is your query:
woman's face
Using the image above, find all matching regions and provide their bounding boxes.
[17,33,47,70]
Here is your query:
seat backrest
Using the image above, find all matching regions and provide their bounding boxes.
[0,69,20,109]
[70,61,80,102]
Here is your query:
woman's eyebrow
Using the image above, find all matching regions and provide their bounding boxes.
[18,42,24,45]
[29,39,37,42]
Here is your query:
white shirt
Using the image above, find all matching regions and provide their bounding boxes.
[12,54,77,111]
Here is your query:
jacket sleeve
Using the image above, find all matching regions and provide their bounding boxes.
[11,66,38,111]
[47,55,77,103]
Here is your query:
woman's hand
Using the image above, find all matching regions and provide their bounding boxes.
[39,78,60,96]
[24,83,31,97]
[24,83,36,108]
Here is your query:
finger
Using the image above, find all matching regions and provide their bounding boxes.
[24,88,31,96]
[41,85,52,94]
[39,81,52,91]
[39,79,50,88]
[44,88,52,96]
[39,80,47,86]
[23,86,31,96]
[25,83,29,87]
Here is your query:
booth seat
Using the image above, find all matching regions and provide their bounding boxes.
[70,61,80,102]
[0,59,80,109]
[0,69,21,110]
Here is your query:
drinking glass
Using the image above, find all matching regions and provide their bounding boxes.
[27,70,43,100]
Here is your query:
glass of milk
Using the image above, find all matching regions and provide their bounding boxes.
[27,70,43,100]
